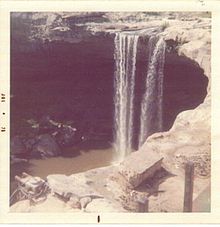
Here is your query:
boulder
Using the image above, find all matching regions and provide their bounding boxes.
[31,134,61,158]
[118,150,163,189]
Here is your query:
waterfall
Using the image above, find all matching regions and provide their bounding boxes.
[113,31,166,161]
[114,32,139,161]
[138,36,166,148]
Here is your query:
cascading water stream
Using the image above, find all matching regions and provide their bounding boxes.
[138,36,166,148]
[114,32,139,161]
[114,30,166,161]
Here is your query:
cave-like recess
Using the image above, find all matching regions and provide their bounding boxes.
[11,33,208,149]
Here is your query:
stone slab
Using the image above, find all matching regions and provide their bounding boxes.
[118,149,163,188]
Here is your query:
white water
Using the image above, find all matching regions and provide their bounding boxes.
[138,37,166,148]
[114,31,166,161]
[114,33,139,161]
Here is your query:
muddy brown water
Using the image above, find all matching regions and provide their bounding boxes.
[10,147,116,196]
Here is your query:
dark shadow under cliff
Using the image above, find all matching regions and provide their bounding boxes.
[11,34,208,149]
